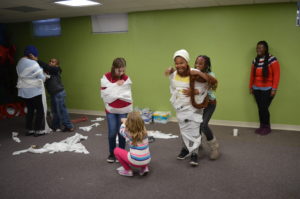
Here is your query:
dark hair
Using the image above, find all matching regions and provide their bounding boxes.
[111,57,126,78]
[255,40,269,78]
[196,55,211,73]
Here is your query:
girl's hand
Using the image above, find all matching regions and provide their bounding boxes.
[249,88,253,95]
[117,80,125,86]
[121,118,127,123]
[164,67,175,76]
[183,88,199,96]
[182,89,191,96]
[271,90,276,96]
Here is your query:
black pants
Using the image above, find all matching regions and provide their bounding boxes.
[200,103,216,141]
[253,89,274,126]
[23,95,45,131]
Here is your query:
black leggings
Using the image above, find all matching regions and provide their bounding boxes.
[23,95,45,131]
[253,89,274,126]
[200,103,216,141]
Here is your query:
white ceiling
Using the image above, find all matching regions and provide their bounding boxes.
[0,0,297,23]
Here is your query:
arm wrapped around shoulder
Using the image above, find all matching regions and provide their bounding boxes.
[207,74,218,90]
[189,75,209,109]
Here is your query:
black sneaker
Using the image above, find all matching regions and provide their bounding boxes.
[190,153,199,166]
[177,147,189,160]
[34,130,46,137]
[26,130,35,136]
[107,154,116,163]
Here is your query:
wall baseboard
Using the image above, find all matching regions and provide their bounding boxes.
[69,109,300,132]
[209,120,300,132]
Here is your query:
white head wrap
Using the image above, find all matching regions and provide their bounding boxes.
[173,49,190,62]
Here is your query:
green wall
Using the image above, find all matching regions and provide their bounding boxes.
[8,3,300,125]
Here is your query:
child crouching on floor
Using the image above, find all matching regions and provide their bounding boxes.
[114,111,151,177]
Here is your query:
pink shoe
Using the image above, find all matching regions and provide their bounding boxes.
[259,124,271,135]
[118,169,133,177]
[255,128,263,134]
[260,127,271,135]
[255,124,263,134]
[139,166,150,176]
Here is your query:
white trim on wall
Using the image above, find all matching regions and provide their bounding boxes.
[69,109,300,132]
[209,120,300,132]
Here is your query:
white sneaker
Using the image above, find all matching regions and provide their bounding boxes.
[118,169,133,177]
[139,166,150,176]
[116,166,125,171]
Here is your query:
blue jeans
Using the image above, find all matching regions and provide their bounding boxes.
[51,90,73,129]
[106,113,127,154]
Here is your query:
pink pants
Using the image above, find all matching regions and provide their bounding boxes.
[114,147,147,171]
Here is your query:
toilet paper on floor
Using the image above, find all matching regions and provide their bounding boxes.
[91,117,105,122]
[13,133,89,155]
[12,132,21,143]
[79,123,100,132]
[147,131,178,139]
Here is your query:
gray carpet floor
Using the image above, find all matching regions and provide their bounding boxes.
[0,114,299,199]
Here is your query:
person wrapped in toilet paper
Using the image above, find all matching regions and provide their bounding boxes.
[166,49,209,166]
[16,45,51,136]
[100,57,133,163]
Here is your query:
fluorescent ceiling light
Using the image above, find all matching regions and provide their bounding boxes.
[54,0,101,7]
